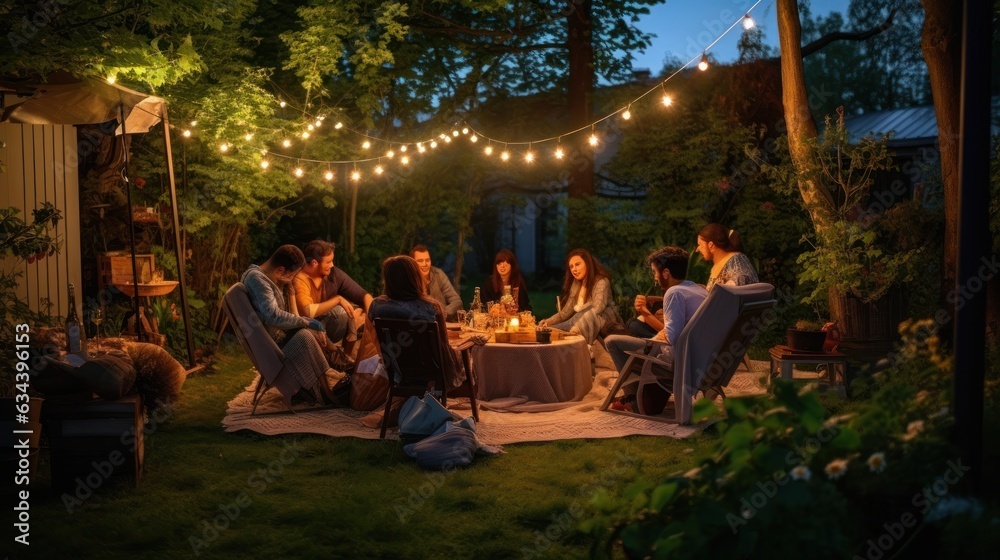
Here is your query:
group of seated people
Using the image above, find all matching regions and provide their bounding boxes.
[239,222,758,410]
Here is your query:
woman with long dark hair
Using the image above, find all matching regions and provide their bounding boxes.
[368,255,465,387]
[695,223,758,291]
[481,248,531,311]
[538,248,622,343]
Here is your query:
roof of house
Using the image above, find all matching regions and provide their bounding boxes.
[841,96,1000,149]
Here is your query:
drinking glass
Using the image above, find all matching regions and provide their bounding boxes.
[91,306,104,351]
[456,310,467,332]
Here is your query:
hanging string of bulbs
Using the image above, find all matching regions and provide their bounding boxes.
[148,2,760,182]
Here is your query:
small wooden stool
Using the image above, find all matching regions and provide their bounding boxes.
[768,345,848,387]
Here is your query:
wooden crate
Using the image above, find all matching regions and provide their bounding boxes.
[509,329,537,343]
[42,395,144,491]
[98,253,155,290]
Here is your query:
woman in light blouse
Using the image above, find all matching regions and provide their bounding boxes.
[539,248,622,343]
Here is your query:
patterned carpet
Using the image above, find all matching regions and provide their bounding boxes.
[222,346,771,445]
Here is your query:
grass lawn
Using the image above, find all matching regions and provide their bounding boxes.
[15,344,722,559]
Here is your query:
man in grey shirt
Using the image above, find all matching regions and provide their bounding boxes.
[410,244,463,320]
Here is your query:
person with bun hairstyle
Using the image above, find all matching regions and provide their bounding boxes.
[696,223,759,291]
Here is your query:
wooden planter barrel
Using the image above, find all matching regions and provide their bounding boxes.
[830,289,906,342]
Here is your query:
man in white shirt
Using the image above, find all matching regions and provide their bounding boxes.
[605,247,708,409]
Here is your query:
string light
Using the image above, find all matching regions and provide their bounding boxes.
[324,170,334,181]
[500,150,510,161]
[418,143,426,153]
[282,139,292,148]
[190,121,197,127]
[314,119,322,127]
[524,150,534,163]
[260,160,269,169]
[742,14,755,30]
[375,164,384,175]
[182,129,191,138]
[400,145,407,152]
[555,146,564,159]
[452,130,459,137]
[430,140,438,149]
[698,54,709,71]
[401,155,410,165]
[462,127,469,134]
[307,124,314,131]
[351,169,361,181]
[301,131,310,139]
[588,131,598,147]
[470,134,478,143]
[294,167,304,178]
[219,143,229,152]
[386,149,395,158]
[362,140,371,149]
[661,94,673,107]
[244,133,253,141]
[106,75,116,84]
[444,136,452,143]
[279,101,287,108]
[484,145,493,156]
[622,105,632,120]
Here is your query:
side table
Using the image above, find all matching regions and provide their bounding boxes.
[768,345,848,388]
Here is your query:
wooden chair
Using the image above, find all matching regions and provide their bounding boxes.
[374,318,479,438]
[222,283,299,415]
[601,283,777,423]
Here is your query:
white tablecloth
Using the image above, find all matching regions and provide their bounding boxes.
[470,337,593,404]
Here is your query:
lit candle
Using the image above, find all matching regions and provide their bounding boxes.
[509,317,520,331]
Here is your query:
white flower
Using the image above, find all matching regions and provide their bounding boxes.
[903,420,925,441]
[790,465,812,481]
[866,452,887,473]
[825,459,849,480]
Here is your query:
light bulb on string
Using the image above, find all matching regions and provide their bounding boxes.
[555,146,564,159]
[279,100,287,108]
[190,120,198,127]
[439,133,447,140]
[524,149,534,163]
[452,130,459,137]
[462,127,469,135]
[401,155,410,165]
[444,136,452,143]
[500,150,510,161]
[314,120,322,127]
[362,140,371,149]
[430,140,438,149]
[282,139,292,148]
[182,129,192,138]
[400,145,407,152]
[351,169,361,181]
[484,144,493,156]
[294,167,304,178]
[260,160,270,170]
[324,169,334,181]
[375,164,384,175]
[244,133,253,141]
[106,75,116,84]
[418,143,426,153]
[622,105,632,120]
[386,149,395,158]
[661,93,673,107]
[698,53,709,71]
[307,124,314,131]
[335,122,343,129]
[219,143,230,153]
[742,14,755,30]
[470,134,478,143]
[588,131,598,147]
[301,131,310,139]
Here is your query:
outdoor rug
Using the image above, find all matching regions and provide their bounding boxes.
[222,347,771,445]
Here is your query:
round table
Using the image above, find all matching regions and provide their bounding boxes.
[469,336,593,403]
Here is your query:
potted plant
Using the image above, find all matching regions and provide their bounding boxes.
[786,319,828,352]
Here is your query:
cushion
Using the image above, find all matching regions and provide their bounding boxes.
[31,355,91,396]
[71,355,137,400]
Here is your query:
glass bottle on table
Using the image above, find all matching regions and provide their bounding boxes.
[65,283,88,355]
[469,287,483,328]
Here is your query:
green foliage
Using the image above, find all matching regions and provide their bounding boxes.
[587,319,966,559]
[0,204,62,395]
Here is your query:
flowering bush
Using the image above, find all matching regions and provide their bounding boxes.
[583,319,996,559]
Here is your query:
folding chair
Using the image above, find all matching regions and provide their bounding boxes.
[601,283,777,423]
[374,318,480,438]
[222,283,301,415]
